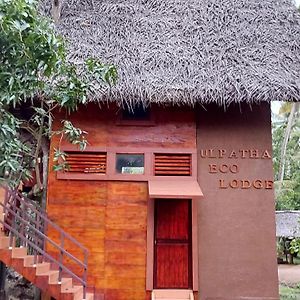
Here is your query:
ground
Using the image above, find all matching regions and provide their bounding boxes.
[279,265,300,285]
[279,264,300,299]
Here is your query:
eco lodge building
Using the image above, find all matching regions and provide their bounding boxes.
[1,0,300,300]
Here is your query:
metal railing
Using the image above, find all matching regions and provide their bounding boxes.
[0,188,89,299]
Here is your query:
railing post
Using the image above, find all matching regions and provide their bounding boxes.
[42,220,47,263]
[36,213,41,263]
[4,190,10,244]
[83,250,87,299]
[3,190,8,236]
[20,201,25,247]
[3,188,7,219]
[58,233,64,284]
[24,203,29,249]
[9,197,17,248]
[33,211,38,265]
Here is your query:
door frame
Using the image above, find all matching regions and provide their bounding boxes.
[146,197,199,291]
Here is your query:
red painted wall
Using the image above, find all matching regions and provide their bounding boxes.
[197,103,279,299]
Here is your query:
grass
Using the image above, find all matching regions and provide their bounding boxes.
[280,285,300,299]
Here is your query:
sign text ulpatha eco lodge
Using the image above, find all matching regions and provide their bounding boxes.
[199,149,273,189]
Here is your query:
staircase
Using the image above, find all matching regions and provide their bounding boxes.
[151,290,194,300]
[0,188,95,300]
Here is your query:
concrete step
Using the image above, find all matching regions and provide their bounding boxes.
[153,289,192,299]
[72,285,84,300]
[0,236,9,249]
[85,293,94,300]
[23,255,44,267]
[38,270,60,284]
[35,262,50,275]
[11,246,27,258]
[48,270,60,284]
[155,298,189,300]
[74,291,94,300]
[61,285,83,300]
[23,255,35,267]
[58,277,73,291]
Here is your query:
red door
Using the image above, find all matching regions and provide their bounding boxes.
[154,199,192,289]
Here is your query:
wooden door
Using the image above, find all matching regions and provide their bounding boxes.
[154,199,192,289]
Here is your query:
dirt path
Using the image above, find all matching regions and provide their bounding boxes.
[278,264,300,285]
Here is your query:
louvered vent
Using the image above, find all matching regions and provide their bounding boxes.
[65,152,107,174]
[154,153,192,176]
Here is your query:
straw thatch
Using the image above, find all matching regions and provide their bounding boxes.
[41,0,300,106]
[276,211,300,238]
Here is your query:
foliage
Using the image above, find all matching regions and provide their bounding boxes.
[52,120,88,172]
[0,0,117,189]
[0,109,32,186]
[289,238,300,255]
[273,104,300,210]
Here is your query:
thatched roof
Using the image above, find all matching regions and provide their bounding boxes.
[276,211,300,238]
[41,0,300,106]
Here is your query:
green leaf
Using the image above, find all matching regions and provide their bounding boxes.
[0,0,116,187]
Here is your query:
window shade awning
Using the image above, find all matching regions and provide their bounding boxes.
[148,180,203,200]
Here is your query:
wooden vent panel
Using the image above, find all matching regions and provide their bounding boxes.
[154,154,192,176]
[65,152,106,174]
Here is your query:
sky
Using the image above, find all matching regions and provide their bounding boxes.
[271,101,281,114]
[295,0,300,7]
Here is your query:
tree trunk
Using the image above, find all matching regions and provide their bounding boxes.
[278,102,299,187]
[41,137,49,211]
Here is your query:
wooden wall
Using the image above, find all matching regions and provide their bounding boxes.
[47,104,196,299]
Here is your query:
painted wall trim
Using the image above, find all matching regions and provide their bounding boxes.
[57,147,197,181]
[148,180,203,200]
